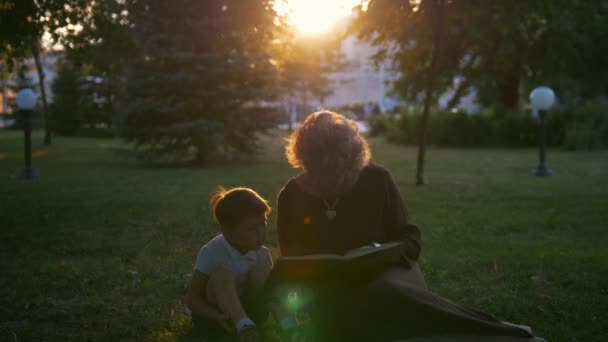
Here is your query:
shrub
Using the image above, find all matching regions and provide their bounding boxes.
[375,109,539,147]
[555,100,608,150]
[563,122,601,151]
[369,102,608,149]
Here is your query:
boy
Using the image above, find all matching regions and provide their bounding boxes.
[186,187,273,341]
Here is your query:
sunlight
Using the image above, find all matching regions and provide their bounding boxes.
[275,0,363,35]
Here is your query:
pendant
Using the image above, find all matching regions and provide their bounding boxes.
[325,209,337,220]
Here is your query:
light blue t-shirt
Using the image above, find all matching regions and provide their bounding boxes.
[194,234,273,290]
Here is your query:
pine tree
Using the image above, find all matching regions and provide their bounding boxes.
[50,62,93,135]
[119,0,279,163]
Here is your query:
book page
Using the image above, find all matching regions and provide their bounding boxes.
[279,253,346,261]
[343,241,402,258]
[277,241,402,261]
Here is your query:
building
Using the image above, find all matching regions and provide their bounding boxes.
[300,35,480,119]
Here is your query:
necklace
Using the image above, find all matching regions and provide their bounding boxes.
[322,197,340,220]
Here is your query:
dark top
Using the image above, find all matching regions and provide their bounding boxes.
[277,163,421,266]
[275,164,535,341]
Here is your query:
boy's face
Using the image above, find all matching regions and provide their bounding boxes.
[223,214,267,254]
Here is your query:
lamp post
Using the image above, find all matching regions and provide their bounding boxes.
[530,86,555,176]
[16,88,38,180]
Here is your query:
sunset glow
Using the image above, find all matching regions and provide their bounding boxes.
[275,0,363,35]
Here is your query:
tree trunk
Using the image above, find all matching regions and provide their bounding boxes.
[33,44,52,145]
[446,55,478,109]
[500,68,521,111]
[416,0,445,186]
[1,62,7,114]
[106,71,114,128]
[446,79,469,110]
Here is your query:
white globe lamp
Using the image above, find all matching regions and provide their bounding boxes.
[530,86,555,176]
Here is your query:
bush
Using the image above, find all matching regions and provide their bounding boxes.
[368,114,388,137]
[552,100,608,150]
[5,107,45,130]
[370,102,608,149]
[375,109,537,147]
[563,122,601,151]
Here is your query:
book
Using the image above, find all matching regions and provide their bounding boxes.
[267,241,402,285]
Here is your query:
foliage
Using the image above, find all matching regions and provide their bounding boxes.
[47,1,137,138]
[271,28,345,121]
[371,105,608,149]
[1,0,137,51]
[0,0,37,57]
[1,0,137,143]
[0,0,87,144]
[50,61,114,137]
[352,0,608,110]
[66,0,138,124]
[551,100,608,151]
[118,0,280,163]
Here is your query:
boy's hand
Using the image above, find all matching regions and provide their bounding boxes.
[212,311,234,334]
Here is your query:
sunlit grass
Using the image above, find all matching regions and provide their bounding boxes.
[0,129,606,341]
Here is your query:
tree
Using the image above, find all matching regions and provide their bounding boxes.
[49,62,81,134]
[272,31,343,129]
[352,0,608,184]
[353,0,452,185]
[50,61,108,136]
[0,0,134,143]
[415,0,445,186]
[1,0,77,144]
[119,0,279,163]
[52,1,137,135]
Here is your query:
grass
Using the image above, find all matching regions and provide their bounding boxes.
[1,129,607,341]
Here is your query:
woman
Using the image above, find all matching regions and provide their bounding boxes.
[276,111,539,341]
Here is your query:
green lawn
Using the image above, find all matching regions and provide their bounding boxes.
[1,130,607,341]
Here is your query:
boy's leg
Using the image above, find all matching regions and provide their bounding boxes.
[245,265,304,339]
[242,264,272,324]
[190,311,228,340]
[248,264,271,290]
[207,267,248,325]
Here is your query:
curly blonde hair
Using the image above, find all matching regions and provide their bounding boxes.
[285,110,371,196]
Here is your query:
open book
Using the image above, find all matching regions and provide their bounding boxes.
[268,241,402,285]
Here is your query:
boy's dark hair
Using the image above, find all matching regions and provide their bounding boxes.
[209,187,271,229]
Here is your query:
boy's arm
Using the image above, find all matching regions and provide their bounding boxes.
[186,270,232,332]
[246,248,273,292]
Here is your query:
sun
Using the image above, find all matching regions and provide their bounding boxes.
[275,0,363,35]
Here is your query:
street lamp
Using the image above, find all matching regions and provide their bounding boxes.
[16,88,38,180]
[530,86,555,176]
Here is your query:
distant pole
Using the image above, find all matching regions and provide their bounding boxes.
[533,109,551,176]
[16,88,38,180]
[33,44,51,146]
[22,109,34,178]
[530,86,556,177]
